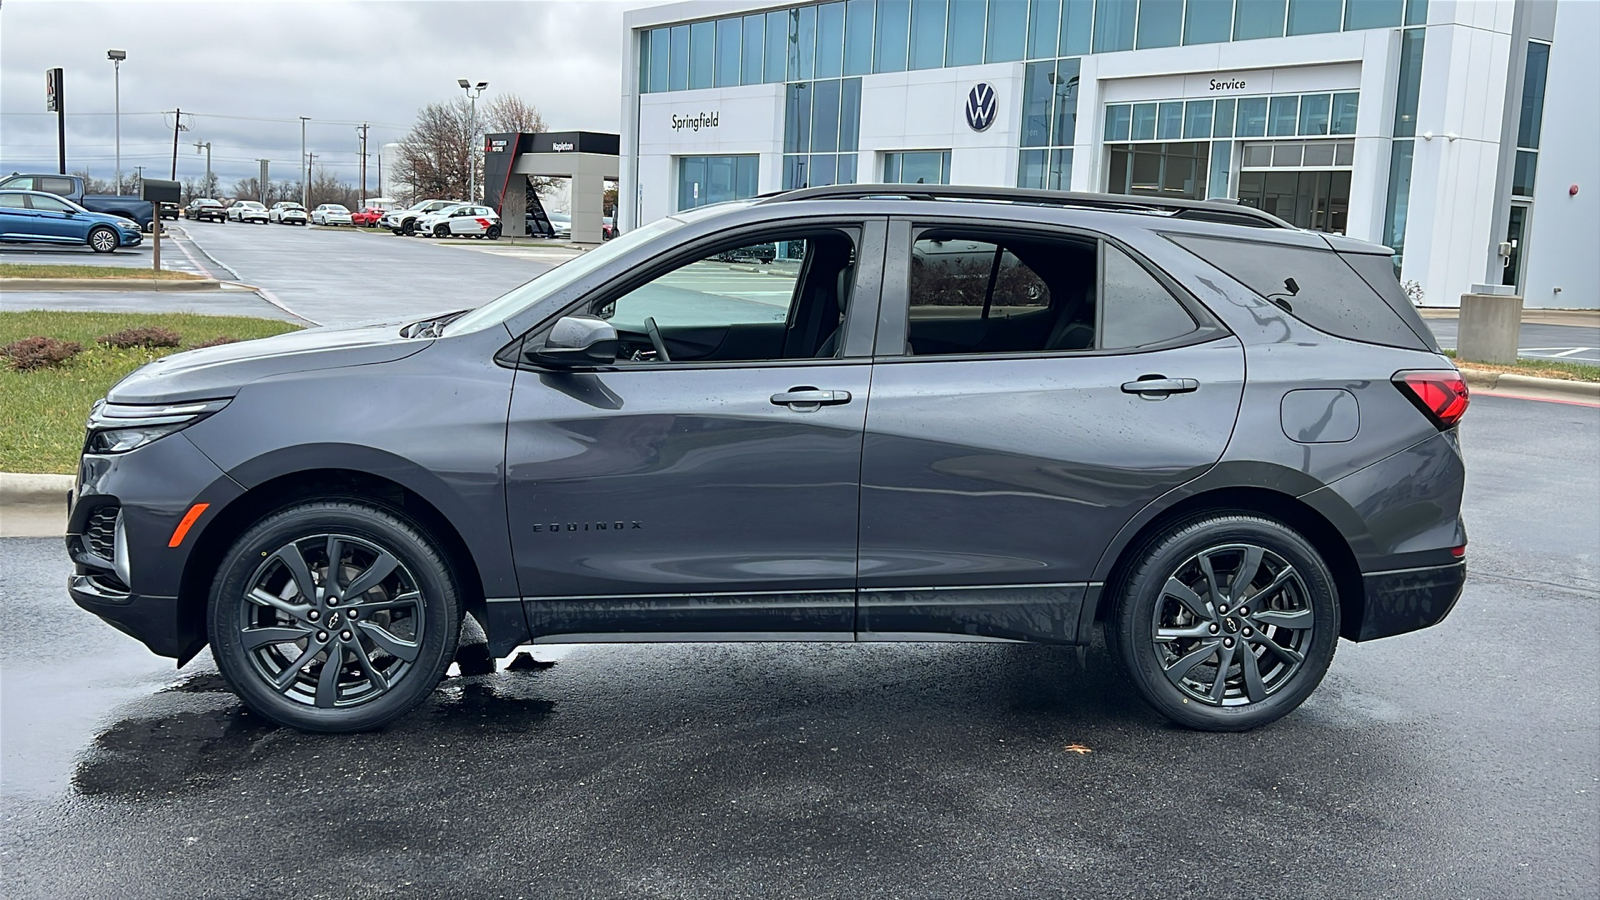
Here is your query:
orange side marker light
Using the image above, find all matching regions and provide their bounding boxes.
[168,503,210,548]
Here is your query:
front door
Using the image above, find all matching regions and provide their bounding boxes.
[505,220,885,641]
[857,220,1245,643]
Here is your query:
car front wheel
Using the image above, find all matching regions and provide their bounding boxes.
[208,500,462,733]
[433,224,448,237]
[1107,514,1339,732]
[486,224,501,240]
[88,226,119,253]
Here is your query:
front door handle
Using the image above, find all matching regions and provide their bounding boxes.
[1121,376,1199,396]
[771,388,853,408]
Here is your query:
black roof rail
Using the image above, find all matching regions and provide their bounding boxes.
[758,183,1292,229]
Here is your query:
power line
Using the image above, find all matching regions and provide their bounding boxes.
[2,110,407,129]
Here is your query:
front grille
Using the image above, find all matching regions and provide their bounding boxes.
[85,505,120,561]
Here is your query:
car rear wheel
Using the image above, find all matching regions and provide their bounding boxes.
[208,500,462,733]
[486,224,501,240]
[88,226,119,253]
[1106,514,1339,732]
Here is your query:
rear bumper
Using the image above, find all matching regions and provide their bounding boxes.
[1350,561,1466,641]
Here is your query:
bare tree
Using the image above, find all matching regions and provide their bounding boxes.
[483,94,546,135]
[392,98,474,203]
[308,167,359,208]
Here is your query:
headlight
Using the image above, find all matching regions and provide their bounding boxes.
[84,399,230,455]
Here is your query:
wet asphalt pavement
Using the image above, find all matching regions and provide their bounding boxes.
[2,394,1596,899]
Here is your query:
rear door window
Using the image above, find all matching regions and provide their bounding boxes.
[1168,233,1430,350]
[1101,244,1197,350]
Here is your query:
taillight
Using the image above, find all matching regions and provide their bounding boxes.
[1394,370,1470,429]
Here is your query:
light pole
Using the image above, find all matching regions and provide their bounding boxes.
[458,79,488,201]
[299,116,310,208]
[107,50,126,192]
[194,141,211,198]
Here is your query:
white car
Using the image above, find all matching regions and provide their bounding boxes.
[226,200,269,223]
[268,202,308,225]
[382,199,467,235]
[312,204,352,226]
[416,203,501,239]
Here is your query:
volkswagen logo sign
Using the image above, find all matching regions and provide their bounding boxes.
[965,82,998,132]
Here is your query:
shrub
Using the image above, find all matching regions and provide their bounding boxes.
[3,336,84,371]
[99,326,181,349]
[188,336,238,349]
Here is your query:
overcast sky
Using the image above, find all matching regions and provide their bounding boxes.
[0,0,641,191]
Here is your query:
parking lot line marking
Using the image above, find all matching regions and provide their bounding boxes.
[1550,348,1595,358]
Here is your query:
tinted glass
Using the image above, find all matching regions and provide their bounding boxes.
[844,0,875,75]
[1132,103,1157,141]
[1136,0,1183,49]
[669,25,689,91]
[1052,59,1080,144]
[1330,93,1359,135]
[1184,0,1234,44]
[1101,245,1195,349]
[946,0,984,66]
[1183,100,1214,139]
[875,0,911,72]
[1158,102,1184,140]
[1018,149,1049,189]
[1060,0,1092,54]
[1105,104,1132,141]
[741,15,764,84]
[1345,0,1403,30]
[1093,0,1136,52]
[33,194,75,212]
[1299,93,1331,135]
[909,0,946,70]
[37,177,76,196]
[1405,0,1428,25]
[1343,250,1441,351]
[648,28,669,91]
[811,79,842,153]
[817,2,846,78]
[1170,234,1430,349]
[603,239,808,340]
[1212,98,1235,137]
[1022,62,1053,147]
[1207,140,1232,197]
[840,79,863,151]
[715,18,740,87]
[766,11,789,80]
[1234,0,1286,39]
[1028,0,1061,58]
[986,0,1028,62]
[1517,42,1549,149]
[798,5,817,79]
[1268,96,1299,136]
[1512,150,1537,197]
[1236,97,1267,136]
[690,21,714,88]
[1393,28,1424,137]
[1287,0,1340,34]
[0,193,27,209]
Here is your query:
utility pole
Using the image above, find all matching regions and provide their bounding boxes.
[299,116,310,208]
[258,159,270,204]
[305,152,317,205]
[194,141,211,197]
[357,122,370,207]
[169,108,184,180]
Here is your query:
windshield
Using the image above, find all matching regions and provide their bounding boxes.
[442,215,686,336]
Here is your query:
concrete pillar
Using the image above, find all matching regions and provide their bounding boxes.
[571,168,606,245]
[500,176,527,238]
[1458,292,1523,365]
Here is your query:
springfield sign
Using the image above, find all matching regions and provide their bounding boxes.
[671,111,720,132]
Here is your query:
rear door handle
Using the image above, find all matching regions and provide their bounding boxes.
[1121,377,1199,396]
[771,388,853,407]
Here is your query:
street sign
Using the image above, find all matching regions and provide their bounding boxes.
[45,68,62,112]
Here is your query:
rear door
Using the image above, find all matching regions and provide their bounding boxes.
[24,193,81,242]
[856,219,1245,643]
[0,192,38,239]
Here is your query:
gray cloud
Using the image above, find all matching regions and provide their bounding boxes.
[1,0,631,190]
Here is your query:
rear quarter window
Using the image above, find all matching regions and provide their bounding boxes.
[1167,234,1431,350]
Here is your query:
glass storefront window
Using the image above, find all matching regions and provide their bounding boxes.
[798,5,818,79]
[678,155,760,211]
[1330,93,1359,135]
[946,0,985,66]
[715,18,741,87]
[690,20,715,89]
[1518,42,1550,149]
[875,0,911,72]
[845,0,875,75]
[1299,93,1331,135]
[669,24,689,91]
[1028,0,1061,59]
[1093,0,1137,53]
[766,11,788,81]
[1157,101,1184,140]
[1207,140,1231,198]
[1049,148,1074,189]
[1136,0,1183,49]
[910,0,947,69]
[1236,97,1267,137]
[1393,28,1424,137]
[1052,58,1081,145]
[812,79,842,152]
[1023,62,1054,146]
[1405,0,1428,25]
[785,83,812,152]
[742,15,765,85]
[1018,148,1049,188]
[1184,0,1234,44]
[1132,103,1158,140]
[1302,141,1335,166]
[817,2,846,78]
[1105,104,1132,141]
[885,149,952,183]
[1288,0,1341,35]
[1268,96,1299,136]
[1061,0,1093,55]
[986,0,1028,62]
[1213,98,1235,137]
[840,78,863,150]
[649,28,669,93]
[1183,100,1214,139]
[1345,0,1404,30]
[1235,0,1287,40]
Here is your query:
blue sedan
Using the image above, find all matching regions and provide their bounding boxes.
[0,189,144,253]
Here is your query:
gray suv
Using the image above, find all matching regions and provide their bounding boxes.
[67,185,1469,734]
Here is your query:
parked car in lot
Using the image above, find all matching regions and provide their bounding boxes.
[185,198,227,222]
[312,204,352,226]
[603,216,617,240]
[66,184,1468,735]
[0,172,154,232]
[416,203,501,239]
[0,188,143,252]
[269,202,308,226]
[227,200,269,224]
[158,202,180,221]
[351,206,386,227]
[382,199,466,235]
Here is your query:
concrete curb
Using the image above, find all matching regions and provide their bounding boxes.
[0,277,228,292]
[1458,367,1600,403]
[0,472,71,538]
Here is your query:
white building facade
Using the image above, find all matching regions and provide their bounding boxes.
[620,0,1594,308]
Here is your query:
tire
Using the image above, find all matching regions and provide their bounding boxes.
[87,226,119,253]
[433,224,448,238]
[401,219,416,235]
[486,224,501,240]
[1106,514,1339,732]
[207,499,463,733]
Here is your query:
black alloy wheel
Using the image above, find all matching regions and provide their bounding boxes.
[1108,514,1338,731]
[433,223,448,238]
[88,226,119,253]
[486,224,501,240]
[401,219,416,235]
[209,500,461,732]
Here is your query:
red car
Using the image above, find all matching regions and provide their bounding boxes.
[351,207,386,227]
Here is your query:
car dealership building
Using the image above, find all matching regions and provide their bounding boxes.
[620,0,1595,308]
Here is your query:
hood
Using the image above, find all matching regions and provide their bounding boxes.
[107,320,430,404]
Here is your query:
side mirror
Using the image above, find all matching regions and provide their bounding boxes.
[527,315,618,368]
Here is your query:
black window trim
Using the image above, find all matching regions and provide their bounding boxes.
[500,215,888,373]
[875,216,1228,361]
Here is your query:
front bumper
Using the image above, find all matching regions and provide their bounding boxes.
[1350,561,1466,641]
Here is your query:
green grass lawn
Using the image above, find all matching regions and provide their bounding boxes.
[0,263,204,280]
[0,311,300,473]
[1443,349,1599,382]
